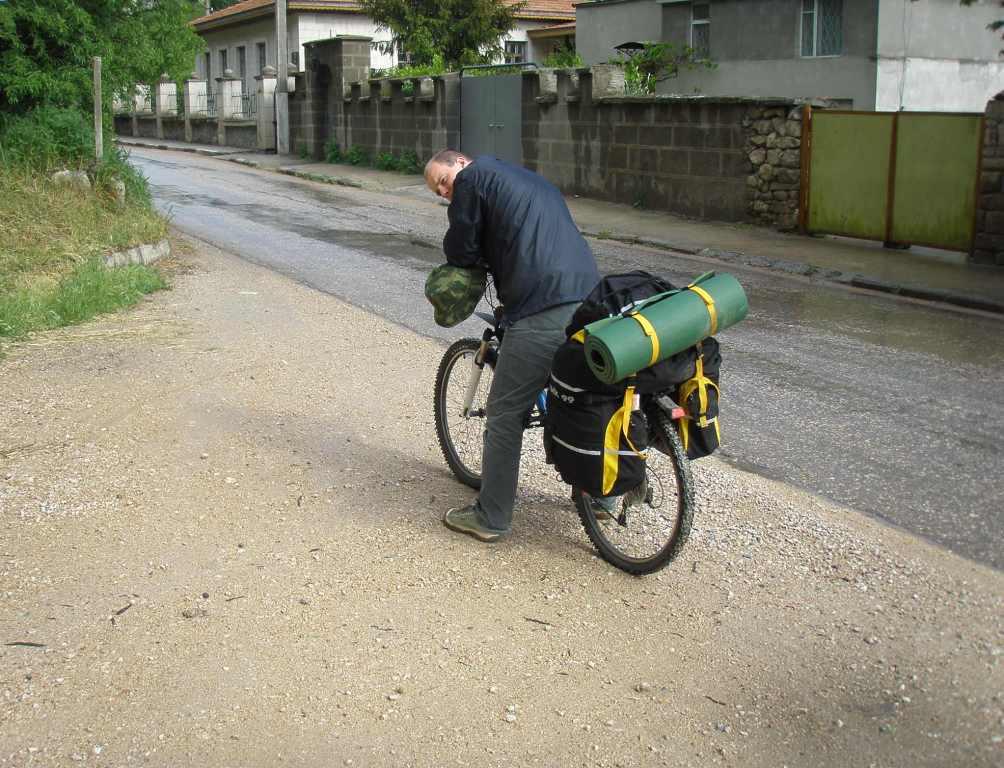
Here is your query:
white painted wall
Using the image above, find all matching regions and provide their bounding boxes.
[876,0,1004,111]
[294,12,395,71]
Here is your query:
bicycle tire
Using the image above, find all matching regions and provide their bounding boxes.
[433,338,495,489]
[574,407,694,575]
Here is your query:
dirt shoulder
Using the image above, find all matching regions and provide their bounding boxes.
[1,235,1000,768]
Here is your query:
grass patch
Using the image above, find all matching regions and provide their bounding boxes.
[0,259,166,338]
[0,165,168,340]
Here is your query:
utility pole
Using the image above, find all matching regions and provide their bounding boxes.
[93,57,103,161]
[274,0,290,155]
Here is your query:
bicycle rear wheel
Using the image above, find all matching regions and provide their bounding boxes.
[434,338,495,489]
[574,407,694,575]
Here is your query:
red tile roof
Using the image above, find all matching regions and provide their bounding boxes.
[193,0,575,28]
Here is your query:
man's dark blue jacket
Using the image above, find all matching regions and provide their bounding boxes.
[442,156,599,325]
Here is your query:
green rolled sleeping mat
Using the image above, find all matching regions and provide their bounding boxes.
[582,272,748,385]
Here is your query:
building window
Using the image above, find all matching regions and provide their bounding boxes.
[504,40,527,64]
[801,0,842,57]
[690,3,710,59]
[219,48,228,75]
[257,42,266,73]
[204,51,211,81]
[237,45,246,82]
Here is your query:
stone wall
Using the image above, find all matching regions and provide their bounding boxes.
[136,116,157,139]
[524,68,802,225]
[223,123,258,149]
[190,117,218,145]
[742,104,804,230]
[973,95,1004,266]
[161,116,186,142]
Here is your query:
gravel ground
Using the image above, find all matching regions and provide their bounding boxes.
[1,235,1001,768]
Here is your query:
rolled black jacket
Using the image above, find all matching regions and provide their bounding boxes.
[443,156,600,325]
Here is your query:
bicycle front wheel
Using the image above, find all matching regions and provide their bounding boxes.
[574,408,694,575]
[433,338,495,489]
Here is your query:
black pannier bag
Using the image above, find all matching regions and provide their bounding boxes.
[544,372,648,499]
[675,340,722,460]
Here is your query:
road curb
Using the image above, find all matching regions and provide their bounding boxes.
[582,230,1004,316]
[103,238,171,268]
[275,167,365,189]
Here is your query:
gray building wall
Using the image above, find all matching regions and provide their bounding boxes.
[662,0,879,108]
[576,0,665,64]
[578,0,882,108]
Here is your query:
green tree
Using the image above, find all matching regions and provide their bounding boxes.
[358,0,527,69]
[0,0,206,114]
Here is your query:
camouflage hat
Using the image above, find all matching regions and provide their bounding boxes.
[424,264,487,328]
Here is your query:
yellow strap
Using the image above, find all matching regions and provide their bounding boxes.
[601,387,646,496]
[571,329,585,344]
[629,312,660,367]
[687,284,718,335]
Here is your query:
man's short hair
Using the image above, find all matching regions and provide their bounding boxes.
[427,149,469,168]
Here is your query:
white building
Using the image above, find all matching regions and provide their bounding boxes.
[191,0,577,95]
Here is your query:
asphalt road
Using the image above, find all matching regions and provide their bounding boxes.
[132,147,1004,570]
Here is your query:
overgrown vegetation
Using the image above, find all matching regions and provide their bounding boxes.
[542,45,583,69]
[613,42,715,95]
[324,141,422,174]
[370,56,447,95]
[0,105,168,341]
[358,0,524,69]
[0,0,204,115]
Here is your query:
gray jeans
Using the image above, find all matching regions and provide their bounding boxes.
[474,303,577,532]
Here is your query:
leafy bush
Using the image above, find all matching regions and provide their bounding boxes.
[542,49,583,69]
[344,146,370,166]
[370,56,447,81]
[375,151,398,171]
[613,42,715,96]
[0,106,95,168]
[324,140,342,163]
[395,150,421,174]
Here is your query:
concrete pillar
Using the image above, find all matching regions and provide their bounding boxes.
[217,68,241,144]
[257,66,278,150]
[591,64,626,99]
[153,76,165,140]
[157,74,178,116]
[183,75,205,142]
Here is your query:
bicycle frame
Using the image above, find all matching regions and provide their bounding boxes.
[457,312,685,427]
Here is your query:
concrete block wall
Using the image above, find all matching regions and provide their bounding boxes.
[340,74,460,161]
[973,95,1004,266]
[523,69,801,224]
[289,36,460,162]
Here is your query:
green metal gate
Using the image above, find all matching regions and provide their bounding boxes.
[803,109,984,252]
[460,73,523,165]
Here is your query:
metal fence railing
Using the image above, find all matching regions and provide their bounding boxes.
[206,90,217,118]
[231,92,257,120]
